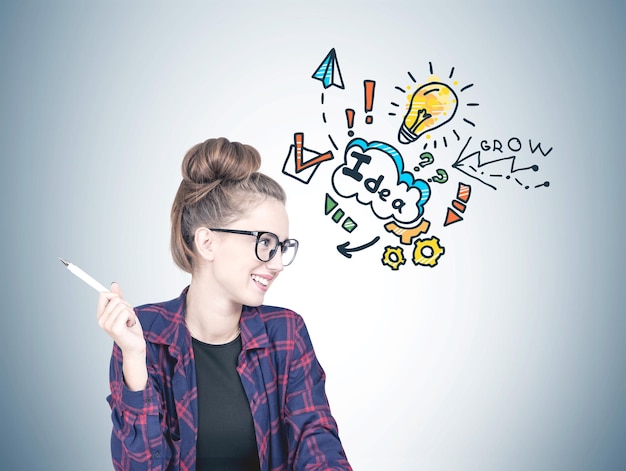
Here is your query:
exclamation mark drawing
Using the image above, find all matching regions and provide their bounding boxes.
[364,80,376,124]
[325,193,357,233]
[345,109,355,137]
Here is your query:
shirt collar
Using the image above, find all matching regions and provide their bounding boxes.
[240,304,270,350]
[140,286,270,351]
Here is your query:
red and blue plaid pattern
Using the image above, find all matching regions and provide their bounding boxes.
[107,287,351,470]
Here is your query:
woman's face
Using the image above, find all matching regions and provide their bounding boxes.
[210,198,291,307]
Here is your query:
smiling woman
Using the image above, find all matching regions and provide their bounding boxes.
[96,137,352,471]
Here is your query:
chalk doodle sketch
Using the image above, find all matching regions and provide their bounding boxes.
[282,48,553,270]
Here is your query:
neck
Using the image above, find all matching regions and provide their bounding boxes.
[185,276,242,344]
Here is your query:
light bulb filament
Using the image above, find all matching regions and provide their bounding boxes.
[410,108,433,133]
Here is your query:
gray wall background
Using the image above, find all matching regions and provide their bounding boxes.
[1,1,624,469]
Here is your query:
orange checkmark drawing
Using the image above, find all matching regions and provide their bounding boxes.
[293,133,334,172]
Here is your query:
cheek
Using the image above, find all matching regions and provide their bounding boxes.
[217,246,256,272]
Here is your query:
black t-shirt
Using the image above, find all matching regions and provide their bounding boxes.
[192,335,260,471]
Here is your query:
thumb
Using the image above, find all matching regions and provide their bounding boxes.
[110,282,124,298]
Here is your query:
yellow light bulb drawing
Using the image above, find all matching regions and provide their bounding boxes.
[398,81,458,144]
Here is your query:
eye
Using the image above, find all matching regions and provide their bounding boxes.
[257,235,273,248]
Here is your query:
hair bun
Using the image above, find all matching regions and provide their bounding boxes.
[170,137,286,273]
[181,137,262,185]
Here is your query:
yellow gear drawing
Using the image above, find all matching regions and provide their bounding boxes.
[381,246,406,270]
[413,236,445,267]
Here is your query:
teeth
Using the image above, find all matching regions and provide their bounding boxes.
[251,275,269,286]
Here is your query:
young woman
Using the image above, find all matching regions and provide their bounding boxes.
[97,137,352,470]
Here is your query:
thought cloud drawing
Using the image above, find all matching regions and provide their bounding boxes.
[332,138,430,224]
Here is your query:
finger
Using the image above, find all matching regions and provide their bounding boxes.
[97,290,120,321]
[103,301,135,336]
[108,283,134,326]
[110,282,124,299]
[126,312,137,328]
[98,295,132,328]
[98,297,122,331]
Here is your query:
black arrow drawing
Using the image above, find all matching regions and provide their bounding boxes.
[336,236,381,258]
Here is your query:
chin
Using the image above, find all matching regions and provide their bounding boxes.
[240,293,266,308]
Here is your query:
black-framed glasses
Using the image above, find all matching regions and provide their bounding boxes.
[210,228,299,266]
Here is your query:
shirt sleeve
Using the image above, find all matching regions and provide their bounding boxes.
[106,342,168,471]
[283,316,352,471]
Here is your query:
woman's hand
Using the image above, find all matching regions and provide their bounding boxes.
[97,282,148,391]
[97,282,145,354]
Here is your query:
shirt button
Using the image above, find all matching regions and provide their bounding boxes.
[153,451,160,459]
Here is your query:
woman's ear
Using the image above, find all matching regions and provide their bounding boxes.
[193,227,216,262]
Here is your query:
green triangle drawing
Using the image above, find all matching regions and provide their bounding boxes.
[325,193,338,215]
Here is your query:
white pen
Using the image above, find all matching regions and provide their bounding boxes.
[59,258,109,293]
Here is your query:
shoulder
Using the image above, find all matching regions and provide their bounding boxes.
[241,304,306,342]
[244,304,315,351]
[135,294,184,316]
[253,305,305,333]
[255,304,302,323]
[133,288,187,337]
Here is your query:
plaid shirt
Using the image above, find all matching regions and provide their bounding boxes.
[107,287,351,471]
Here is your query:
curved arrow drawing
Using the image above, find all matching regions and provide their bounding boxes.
[337,236,381,258]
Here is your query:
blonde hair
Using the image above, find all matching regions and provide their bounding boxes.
[170,137,286,273]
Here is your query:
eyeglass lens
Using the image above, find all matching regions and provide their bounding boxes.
[255,233,298,265]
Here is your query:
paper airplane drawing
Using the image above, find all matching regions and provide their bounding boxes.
[312,48,345,89]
